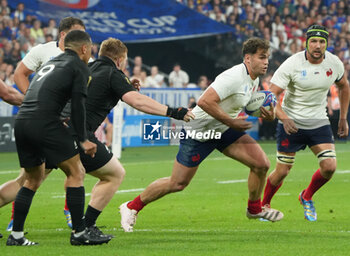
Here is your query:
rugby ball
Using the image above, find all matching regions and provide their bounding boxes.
[244,90,277,117]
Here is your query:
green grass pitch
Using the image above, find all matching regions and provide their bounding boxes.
[0,142,350,255]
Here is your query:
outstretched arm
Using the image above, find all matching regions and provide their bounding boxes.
[0,79,24,106]
[122,91,194,121]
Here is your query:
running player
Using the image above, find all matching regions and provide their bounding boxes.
[119,37,283,233]
[261,25,349,221]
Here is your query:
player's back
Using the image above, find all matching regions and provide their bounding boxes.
[86,56,132,132]
[17,50,89,120]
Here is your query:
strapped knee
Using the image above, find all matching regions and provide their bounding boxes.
[276,152,295,165]
[317,149,336,163]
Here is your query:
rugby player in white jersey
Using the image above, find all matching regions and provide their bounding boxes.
[0,78,24,239]
[261,25,349,221]
[0,17,86,231]
[119,37,284,232]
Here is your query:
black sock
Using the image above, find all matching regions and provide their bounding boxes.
[66,186,85,233]
[85,205,101,228]
[13,187,35,232]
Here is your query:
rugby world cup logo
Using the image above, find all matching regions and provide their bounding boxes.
[39,0,100,9]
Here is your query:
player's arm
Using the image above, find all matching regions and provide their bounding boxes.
[0,79,24,106]
[335,73,350,138]
[197,87,252,132]
[122,91,194,122]
[14,61,34,94]
[270,83,298,135]
[71,66,96,157]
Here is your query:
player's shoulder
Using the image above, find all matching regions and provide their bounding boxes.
[219,63,246,80]
[324,50,343,65]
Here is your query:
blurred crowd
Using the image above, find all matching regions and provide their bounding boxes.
[1,1,350,138]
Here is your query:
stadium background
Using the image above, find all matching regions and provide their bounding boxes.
[1,0,350,255]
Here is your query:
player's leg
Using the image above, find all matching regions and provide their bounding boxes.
[120,134,214,232]
[58,154,111,245]
[84,156,124,237]
[298,143,336,222]
[120,160,199,232]
[262,153,295,207]
[7,164,45,246]
[299,125,335,221]
[221,134,283,222]
[0,169,26,207]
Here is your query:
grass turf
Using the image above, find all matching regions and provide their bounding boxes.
[0,142,350,255]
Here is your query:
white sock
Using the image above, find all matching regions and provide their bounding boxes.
[11,231,24,239]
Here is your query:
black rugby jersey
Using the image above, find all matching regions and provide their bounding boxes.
[17,49,91,142]
[86,56,136,132]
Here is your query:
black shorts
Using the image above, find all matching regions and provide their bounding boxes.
[15,119,79,168]
[276,123,334,153]
[78,131,113,173]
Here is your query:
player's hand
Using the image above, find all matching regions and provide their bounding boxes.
[184,110,195,122]
[337,119,349,138]
[282,119,298,135]
[231,115,253,131]
[80,140,97,158]
[131,79,141,91]
[260,103,275,121]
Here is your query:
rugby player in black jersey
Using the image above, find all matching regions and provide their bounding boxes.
[6,30,110,246]
[71,38,194,235]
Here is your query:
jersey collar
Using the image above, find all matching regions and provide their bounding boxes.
[98,56,117,69]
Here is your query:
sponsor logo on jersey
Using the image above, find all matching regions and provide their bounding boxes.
[301,70,307,77]
[39,0,100,9]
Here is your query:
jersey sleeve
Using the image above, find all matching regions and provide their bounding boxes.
[71,62,90,142]
[210,71,241,100]
[333,56,345,82]
[110,71,136,99]
[270,57,293,89]
[21,44,44,72]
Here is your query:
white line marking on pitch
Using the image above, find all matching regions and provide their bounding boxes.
[217,179,247,184]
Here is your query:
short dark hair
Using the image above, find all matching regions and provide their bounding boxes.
[242,37,270,56]
[59,17,85,33]
[64,30,91,50]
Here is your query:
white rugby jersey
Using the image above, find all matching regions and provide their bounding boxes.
[271,50,344,129]
[186,63,259,141]
[22,41,62,72]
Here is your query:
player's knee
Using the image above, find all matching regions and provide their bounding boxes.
[253,156,270,175]
[321,159,336,177]
[170,180,189,192]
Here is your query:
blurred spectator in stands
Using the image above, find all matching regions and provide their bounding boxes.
[201,0,212,14]
[139,70,147,87]
[43,19,58,40]
[188,96,196,109]
[30,19,45,44]
[44,33,53,43]
[197,75,209,91]
[130,65,142,82]
[12,3,26,22]
[0,0,10,16]
[169,63,189,88]
[91,43,99,60]
[209,5,226,23]
[145,65,164,88]
[134,55,142,68]
[20,42,29,59]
